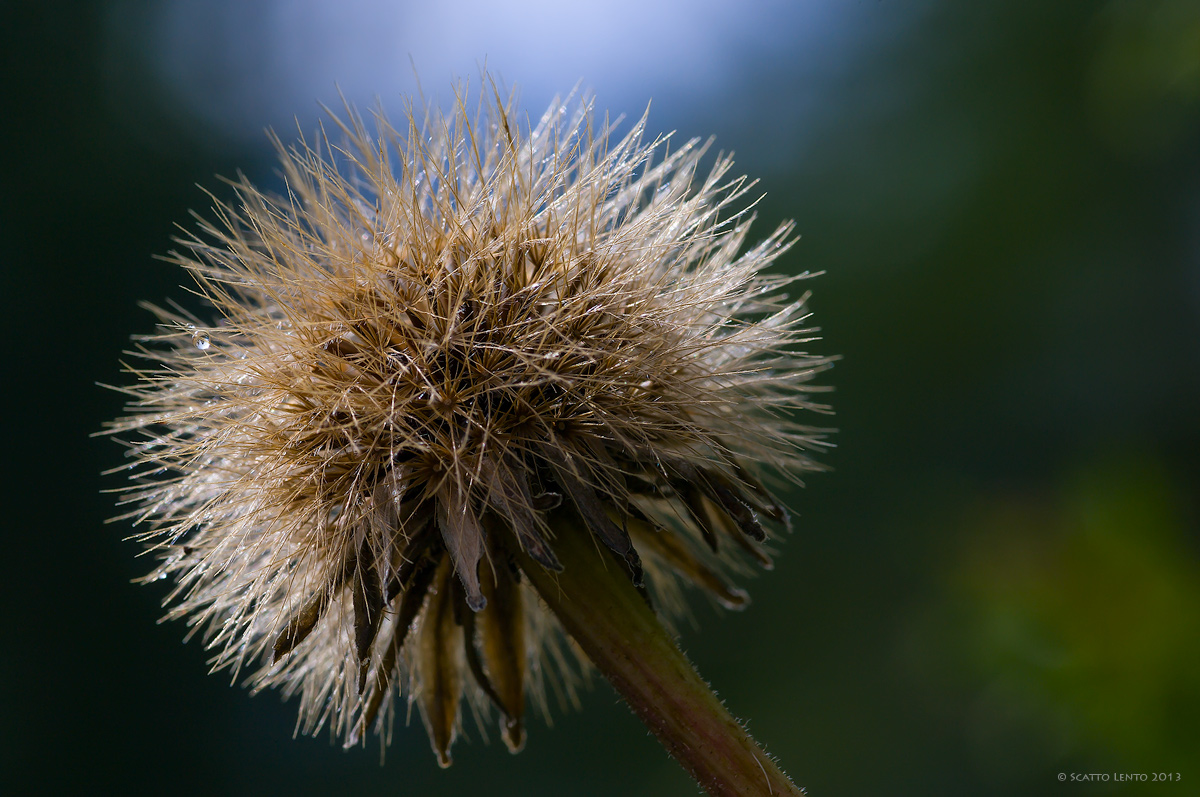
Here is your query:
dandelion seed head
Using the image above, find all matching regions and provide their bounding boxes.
[105,76,833,763]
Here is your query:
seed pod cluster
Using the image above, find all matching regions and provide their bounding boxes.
[107,80,832,764]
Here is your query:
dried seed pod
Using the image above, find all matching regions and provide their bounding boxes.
[105,74,832,765]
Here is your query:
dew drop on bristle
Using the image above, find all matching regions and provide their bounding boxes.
[192,330,211,350]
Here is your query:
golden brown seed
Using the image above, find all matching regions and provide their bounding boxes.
[416,557,464,768]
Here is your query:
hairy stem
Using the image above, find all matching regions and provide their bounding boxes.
[516,517,804,797]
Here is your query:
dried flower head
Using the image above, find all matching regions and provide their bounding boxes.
[106,79,831,767]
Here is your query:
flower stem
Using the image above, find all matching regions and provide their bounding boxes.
[515,520,804,797]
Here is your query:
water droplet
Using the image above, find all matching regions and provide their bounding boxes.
[191,330,211,350]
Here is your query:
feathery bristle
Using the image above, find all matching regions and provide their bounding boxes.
[104,76,833,760]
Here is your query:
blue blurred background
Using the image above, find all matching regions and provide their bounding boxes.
[4,1,1199,794]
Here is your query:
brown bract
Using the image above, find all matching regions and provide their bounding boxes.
[104,78,832,764]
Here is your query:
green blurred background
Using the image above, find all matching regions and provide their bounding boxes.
[4,0,1198,794]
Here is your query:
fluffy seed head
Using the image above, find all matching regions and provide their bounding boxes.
[106,79,832,763]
